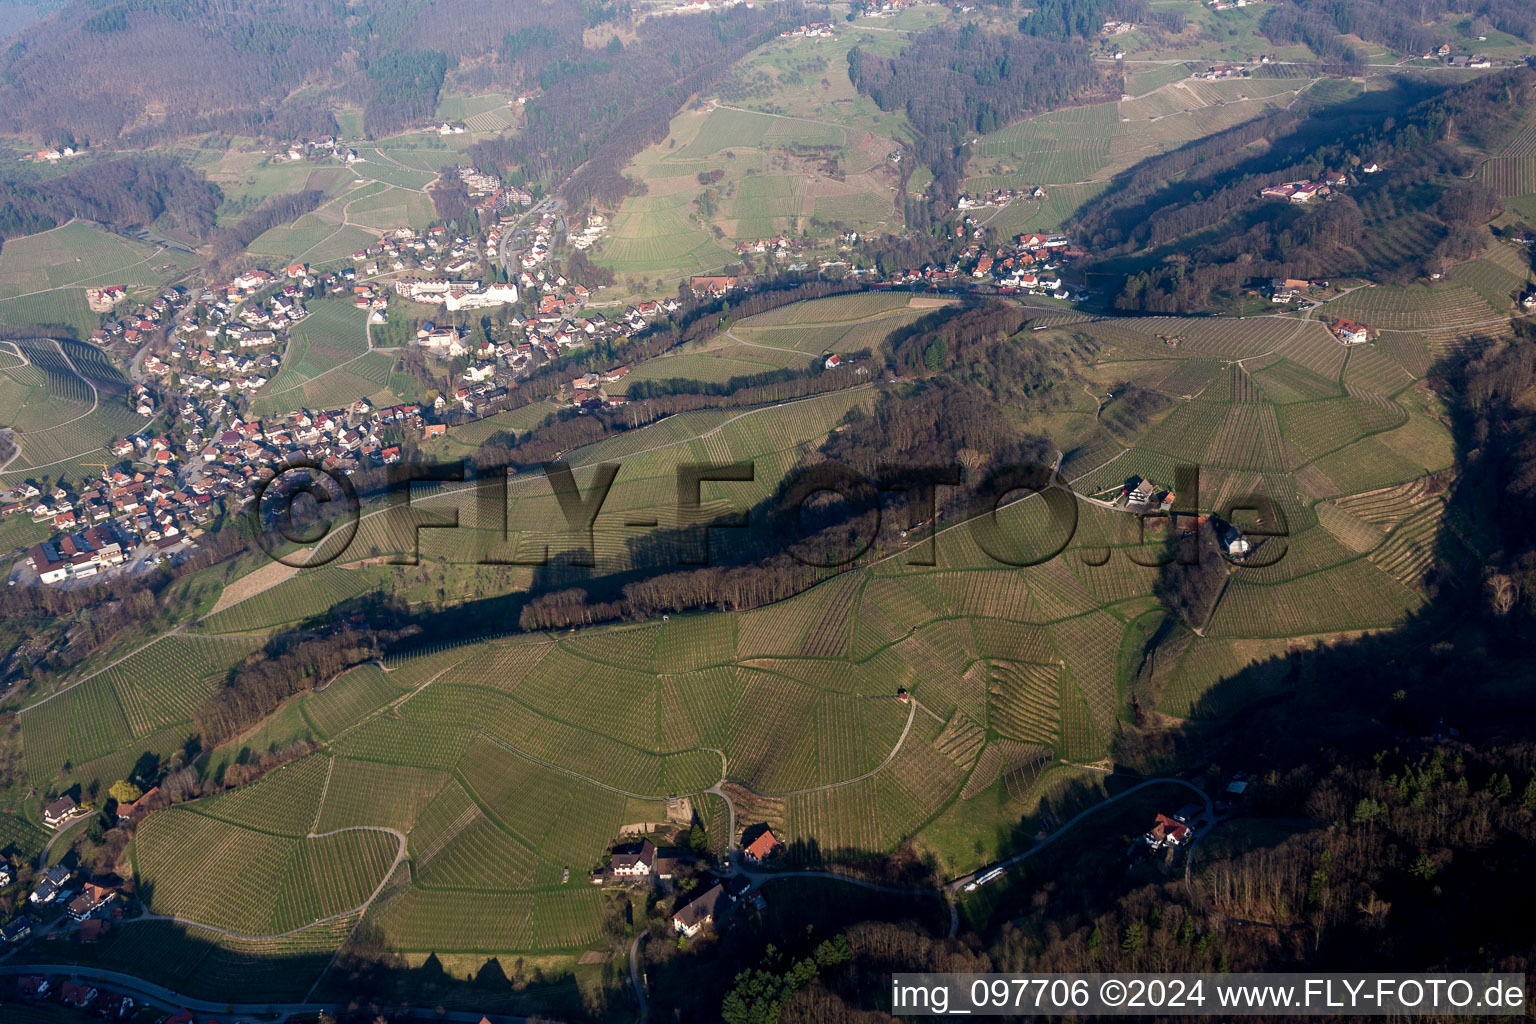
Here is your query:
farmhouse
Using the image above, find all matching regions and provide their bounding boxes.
[673,880,727,937]
[1260,180,1330,203]
[1330,318,1370,344]
[1143,813,1191,850]
[43,794,85,829]
[743,825,783,863]
[611,839,657,879]
[115,785,159,824]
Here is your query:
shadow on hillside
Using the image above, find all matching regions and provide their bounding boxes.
[53,326,1536,1021]
[1128,334,1532,776]
[11,915,612,1019]
[1068,74,1445,250]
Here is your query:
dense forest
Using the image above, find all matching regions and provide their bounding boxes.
[0,153,219,243]
[1073,67,1534,310]
[0,0,610,141]
[847,23,1115,205]
[363,48,450,137]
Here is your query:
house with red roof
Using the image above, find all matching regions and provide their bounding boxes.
[743,825,783,863]
[1143,813,1191,850]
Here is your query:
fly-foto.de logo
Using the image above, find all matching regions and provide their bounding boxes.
[249,458,1290,572]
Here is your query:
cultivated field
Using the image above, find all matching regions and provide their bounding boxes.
[250,298,384,419]
[15,279,1470,986]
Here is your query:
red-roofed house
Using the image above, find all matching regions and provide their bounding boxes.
[1143,813,1191,850]
[743,826,783,863]
[60,981,98,1008]
[1331,318,1370,345]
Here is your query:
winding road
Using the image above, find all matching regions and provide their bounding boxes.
[627,774,1219,1014]
[0,962,533,1022]
[945,775,1214,894]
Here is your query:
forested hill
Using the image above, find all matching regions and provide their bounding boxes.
[0,0,611,143]
[848,22,1117,206]
[1073,66,1536,312]
[0,153,219,241]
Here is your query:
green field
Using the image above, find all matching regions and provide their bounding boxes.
[0,220,193,301]
[595,22,920,297]
[0,221,198,337]
[247,180,433,264]
[200,567,374,633]
[250,298,382,418]
[10,282,1465,991]
[962,69,1325,224]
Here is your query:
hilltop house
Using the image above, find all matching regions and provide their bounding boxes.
[1330,318,1370,345]
[1216,519,1251,559]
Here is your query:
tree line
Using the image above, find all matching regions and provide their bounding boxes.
[210,187,327,262]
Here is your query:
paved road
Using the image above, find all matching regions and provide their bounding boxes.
[35,810,97,868]
[500,196,564,277]
[0,963,533,1021]
[628,933,648,1023]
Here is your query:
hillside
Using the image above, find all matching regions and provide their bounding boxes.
[2,3,1536,1018]
[0,0,583,142]
[0,283,1490,1009]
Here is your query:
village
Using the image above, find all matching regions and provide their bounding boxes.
[949,229,1085,298]
[2,792,238,1017]
[7,129,1103,594]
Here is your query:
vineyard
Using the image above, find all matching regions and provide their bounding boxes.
[200,567,372,633]
[133,804,398,935]
[1324,284,1497,331]
[20,633,265,787]
[0,273,1468,989]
